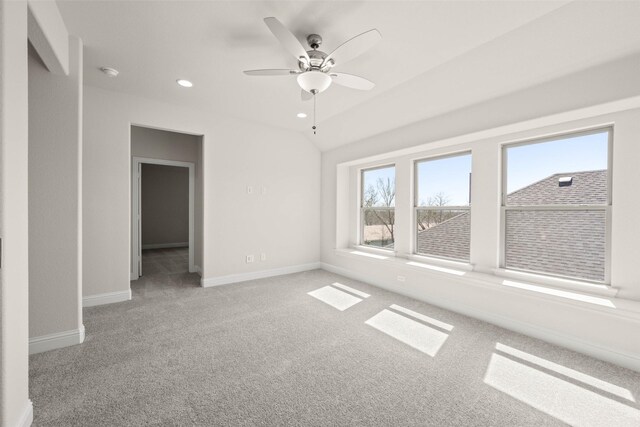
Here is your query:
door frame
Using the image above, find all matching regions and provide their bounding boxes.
[131,157,195,279]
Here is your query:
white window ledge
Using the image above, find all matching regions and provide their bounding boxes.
[493,268,617,298]
[352,244,397,257]
[408,254,474,272]
[333,248,640,320]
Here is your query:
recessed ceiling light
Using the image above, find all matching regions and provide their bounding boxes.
[100,67,119,77]
[297,113,307,118]
[176,79,193,88]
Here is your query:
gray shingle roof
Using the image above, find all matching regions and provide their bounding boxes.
[416,170,607,281]
[417,212,470,261]
[505,209,605,281]
[507,170,607,205]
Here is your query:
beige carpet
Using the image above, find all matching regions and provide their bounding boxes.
[29,268,640,426]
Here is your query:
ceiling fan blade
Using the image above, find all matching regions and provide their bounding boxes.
[263,17,310,63]
[243,69,298,76]
[322,29,381,67]
[301,89,313,101]
[330,73,375,90]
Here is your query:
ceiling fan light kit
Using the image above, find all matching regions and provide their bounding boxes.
[297,71,332,94]
[243,17,381,134]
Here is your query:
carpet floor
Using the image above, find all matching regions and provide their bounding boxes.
[29,268,640,426]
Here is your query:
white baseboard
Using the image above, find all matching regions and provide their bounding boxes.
[29,325,85,355]
[141,242,188,250]
[320,262,640,373]
[201,262,321,288]
[83,289,131,307]
[16,399,33,427]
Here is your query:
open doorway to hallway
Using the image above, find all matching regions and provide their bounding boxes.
[130,125,203,283]
[140,163,190,276]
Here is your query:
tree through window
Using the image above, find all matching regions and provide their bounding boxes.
[415,153,472,261]
[361,165,395,249]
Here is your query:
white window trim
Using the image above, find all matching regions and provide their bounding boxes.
[359,164,396,250]
[413,151,472,262]
[499,127,613,285]
[345,126,617,297]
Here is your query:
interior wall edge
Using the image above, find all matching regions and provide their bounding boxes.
[26,0,69,75]
[28,325,85,355]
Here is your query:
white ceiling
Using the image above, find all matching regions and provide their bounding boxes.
[57,0,640,151]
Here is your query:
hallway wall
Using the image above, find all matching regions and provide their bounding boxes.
[141,164,189,248]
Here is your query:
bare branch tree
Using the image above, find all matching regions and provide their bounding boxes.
[363,184,378,207]
[417,192,452,230]
[363,177,395,245]
[377,177,395,207]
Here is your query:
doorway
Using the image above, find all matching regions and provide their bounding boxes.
[132,157,195,279]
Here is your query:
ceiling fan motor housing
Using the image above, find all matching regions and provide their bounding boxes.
[307,34,322,49]
[297,34,335,72]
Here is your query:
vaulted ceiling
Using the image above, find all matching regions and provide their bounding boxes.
[57,1,640,151]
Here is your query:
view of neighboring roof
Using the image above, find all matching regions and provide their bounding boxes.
[416,212,470,261]
[417,170,607,281]
[506,170,607,205]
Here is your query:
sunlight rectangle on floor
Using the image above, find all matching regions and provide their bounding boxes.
[308,286,363,311]
[495,343,634,401]
[365,309,449,356]
[389,304,454,331]
[331,282,370,298]
[484,350,640,426]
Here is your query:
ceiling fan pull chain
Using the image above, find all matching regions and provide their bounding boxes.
[313,92,317,135]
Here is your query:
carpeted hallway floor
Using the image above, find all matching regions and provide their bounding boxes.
[29,266,640,426]
[141,246,190,276]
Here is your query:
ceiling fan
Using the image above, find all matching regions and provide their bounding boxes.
[243,17,381,133]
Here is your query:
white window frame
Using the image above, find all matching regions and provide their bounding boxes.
[413,151,472,262]
[499,127,613,284]
[359,164,396,251]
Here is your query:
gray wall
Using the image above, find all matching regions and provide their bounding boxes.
[131,126,202,267]
[141,164,189,248]
[28,37,83,339]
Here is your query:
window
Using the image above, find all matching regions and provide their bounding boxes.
[502,128,611,282]
[415,152,472,261]
[361,165,395,249]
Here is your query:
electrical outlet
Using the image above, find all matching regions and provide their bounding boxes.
[247,185,253,194]
[260,253,266,261]
[246,255,254,263]
[397,275,406,282]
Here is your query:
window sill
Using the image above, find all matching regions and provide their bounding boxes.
[332,248,640,318]
[493,268,617,298]
[408,254,473,272]
[352,244,397,257]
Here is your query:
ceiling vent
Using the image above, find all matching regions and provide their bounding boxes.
[558,176,573,187]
